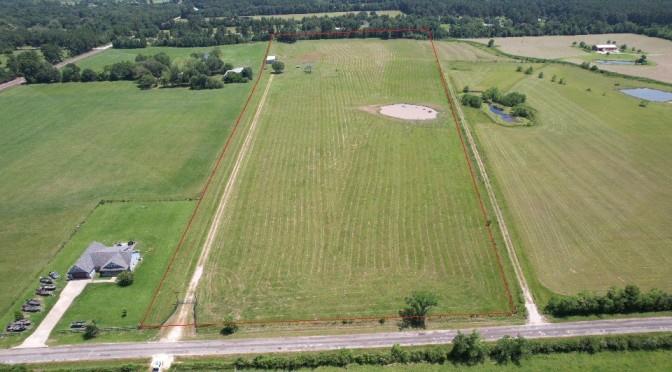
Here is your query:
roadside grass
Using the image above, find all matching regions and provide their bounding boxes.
[445,57,672,300]
[193,39,514,324]
[171,348,672,371]
[248,10,402,20]
[76,42,265,72]
[45,201,194,345]
[0,43,266,344]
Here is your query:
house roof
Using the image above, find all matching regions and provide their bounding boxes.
[596,44,617,48]
[224,67,244,76]
[266,55,276,61]
[68,241,137,276]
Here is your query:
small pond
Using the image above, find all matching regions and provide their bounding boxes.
[620,88,672,102]
[489,105,516,123]
[596,60,636,65]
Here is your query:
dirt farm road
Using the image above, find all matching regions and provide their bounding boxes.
[0,44,112,93]
[443,70,545,324]
[4,317,672,364]
[160,74,274,342]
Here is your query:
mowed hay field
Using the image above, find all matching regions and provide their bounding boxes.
[446,56,672,298]
[471,34,672,84]
[0,43,266,325]
[197,39,513,323]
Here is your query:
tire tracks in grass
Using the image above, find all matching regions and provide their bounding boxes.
[160,73,275,341]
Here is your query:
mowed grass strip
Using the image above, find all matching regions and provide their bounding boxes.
[197,39,512,322]
[48,201,194,344]
[0,43,266,328]
[448,58,672,298]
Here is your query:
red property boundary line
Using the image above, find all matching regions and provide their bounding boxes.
[139,28,516,329]
[138,37,275,328]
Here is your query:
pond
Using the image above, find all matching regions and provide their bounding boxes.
[489,105,516,123]
[596,60,635,65]
[620,88,672,102]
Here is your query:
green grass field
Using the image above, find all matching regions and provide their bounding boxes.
[195,39,513,323]
[46,201,194,344]
[444,46,672,301]
[249,10,402,20]
[0,43,266,340]
[76,43,264,72]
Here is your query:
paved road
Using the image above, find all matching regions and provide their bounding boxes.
[2,317,671,364]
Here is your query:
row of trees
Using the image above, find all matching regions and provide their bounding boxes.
[226,333,672,370]
[545,285,672,317]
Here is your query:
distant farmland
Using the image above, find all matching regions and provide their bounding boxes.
[196,39,515,323]
[470,34,672,84]
[445,49,672,300]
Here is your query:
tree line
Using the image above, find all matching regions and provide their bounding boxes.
[545,284,672,317]
[3,47,252,90]
[4,0,672,57]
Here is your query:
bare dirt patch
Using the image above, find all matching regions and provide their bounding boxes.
[362,103,439,121]
[469,34,672,83]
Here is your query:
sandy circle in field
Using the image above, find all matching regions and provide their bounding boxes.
[378,104,438,121]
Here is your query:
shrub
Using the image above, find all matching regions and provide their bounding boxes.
[83,322,99,340]
[116,271,134,287]
[271,60,285,74]
[511,104,533,118]
[490,336,529,364]
[220,320,239,335]
[499,92,526,107]
[81,68,98,82]
[137,74,156,90]
[449,331,487,365]
[461,94,482,108]
[524,66,534,75]
[516,65,523,72]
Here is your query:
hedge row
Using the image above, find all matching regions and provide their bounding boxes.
[172,333,672,371]
[545,285,672,317]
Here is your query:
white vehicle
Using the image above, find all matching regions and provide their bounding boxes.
[150,359,163,372]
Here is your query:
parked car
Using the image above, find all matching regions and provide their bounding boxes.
[35,288,52,296]
[40,284,56,291]
[15,319,31,326]
[22,305,41,312]
[49,271,60,279]
[25,299,40,306]
[70,321,87,329]
[6,323,26,332]
[39,277,54,285]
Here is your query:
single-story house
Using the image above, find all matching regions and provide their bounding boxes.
[223,67,244,77]
[595,44,618,54]
[266,55,277,64]
[67,241,140,280]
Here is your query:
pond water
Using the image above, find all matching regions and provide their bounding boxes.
[620,88,672,102]
[596,60,635,65]
[489,105,515,123]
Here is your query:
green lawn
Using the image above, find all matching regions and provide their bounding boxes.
[0,43,266,344]
[444,50,672,302]
[76,43,265,72]
[46,201,194,344]
[195,39,514,323]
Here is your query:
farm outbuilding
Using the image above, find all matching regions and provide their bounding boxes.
[595,44,618,54]
[67,241,140,280]
[266,55,277,64]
